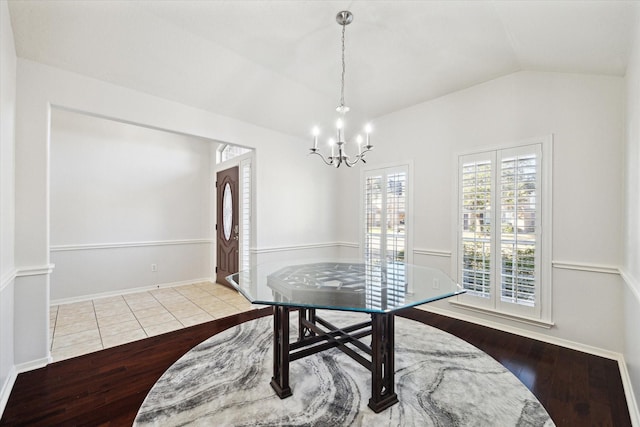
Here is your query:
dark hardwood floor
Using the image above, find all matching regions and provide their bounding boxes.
[1,307,631,427]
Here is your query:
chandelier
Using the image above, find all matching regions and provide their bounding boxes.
[310,11,373,168]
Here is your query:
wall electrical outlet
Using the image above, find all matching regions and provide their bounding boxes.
[151,264,157,272]
[433,278,440,289]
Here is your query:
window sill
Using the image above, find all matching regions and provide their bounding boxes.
[448,300,555,329]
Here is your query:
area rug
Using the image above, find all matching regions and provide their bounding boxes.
[134,311,555,426]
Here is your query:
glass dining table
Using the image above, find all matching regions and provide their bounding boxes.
[227,258,464,413]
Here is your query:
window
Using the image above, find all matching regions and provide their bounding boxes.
[362,164,410,306]
[217,144,251,164]
[363,165,409,263]
[456,138,552,322]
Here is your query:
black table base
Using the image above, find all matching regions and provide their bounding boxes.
[270,306,398,413]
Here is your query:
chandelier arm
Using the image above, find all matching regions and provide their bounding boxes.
[344,157,361,167]
[309,150,335,166]
[360,146,374,157]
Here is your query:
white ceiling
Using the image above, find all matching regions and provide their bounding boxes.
[7,0,640,139]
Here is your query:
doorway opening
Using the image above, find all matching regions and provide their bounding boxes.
[215,144,254,286]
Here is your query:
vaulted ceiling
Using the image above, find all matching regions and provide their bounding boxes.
[7,1,639,139]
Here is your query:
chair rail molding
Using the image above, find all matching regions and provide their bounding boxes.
[413,248,452,258]
[15,264,55,277]
[619,268,640,304]
[0,268,17,292]
[551,260,619,275]
[252,242,351,254]
[50,239,212,252]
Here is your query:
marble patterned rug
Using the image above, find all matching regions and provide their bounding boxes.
[134,311,555,426]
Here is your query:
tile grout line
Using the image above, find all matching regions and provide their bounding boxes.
[122,294,151,339]
[180,287,224,319]
[92,299,105,351]
[144,289,184,332]
[50,306,59,351]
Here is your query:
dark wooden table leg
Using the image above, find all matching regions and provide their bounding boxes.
[368,312,398,412]
[298,308,317,341]
[270,305,292,398]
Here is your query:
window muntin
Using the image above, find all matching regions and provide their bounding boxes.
[217,144,251,164]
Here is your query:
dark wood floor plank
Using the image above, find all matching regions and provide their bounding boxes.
[0,307,632,427]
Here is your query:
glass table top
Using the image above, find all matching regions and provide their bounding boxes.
[227,258,465,314]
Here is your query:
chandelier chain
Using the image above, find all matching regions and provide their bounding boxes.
[340,21,346,110]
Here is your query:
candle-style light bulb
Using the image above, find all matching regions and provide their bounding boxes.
[336,119,344,142]
[364,123,372,146]
[312,126,320,149]
[329,138,335,158]
[356,134,363,155]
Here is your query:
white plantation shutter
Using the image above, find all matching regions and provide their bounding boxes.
[240,159,251,272]
[364,174,383,261]
[363,165,409,310]
[497,146,541,310]
[459,153,493,301]
[457,140,550,320]
[363,166,408,263]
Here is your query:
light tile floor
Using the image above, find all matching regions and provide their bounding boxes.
[49,282,256,362]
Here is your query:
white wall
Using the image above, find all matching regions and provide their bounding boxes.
[623,16,640,421]
[49,109,214,301]
[338,70,626,354]
[13,58,338,368]
[0,0,17,413]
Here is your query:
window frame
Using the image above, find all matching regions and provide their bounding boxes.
[452,136,553,324]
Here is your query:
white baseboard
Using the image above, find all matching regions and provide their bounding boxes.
[617,354,640,427]
[1,354,52,416]
[420,304,621,361]
[51,277,213,306]
[14,356,51,374]
[0,365,17,419]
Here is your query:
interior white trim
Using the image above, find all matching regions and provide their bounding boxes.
[448,300,555,329]
[421,304,616,359]
[413,248,451,258]
[252,242,340,254]
[50,239,213,252]
[618,352,640,427]
[0,365,17,418]
[15,264,55,277]
[14,356,51,374]
[50,277,214,306]
[0,269,16,292]
[553,261,620,275]
[619,268,640,304]
[336,241,359,249]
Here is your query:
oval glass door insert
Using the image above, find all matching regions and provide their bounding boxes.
[223,182,233,240]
